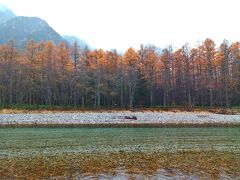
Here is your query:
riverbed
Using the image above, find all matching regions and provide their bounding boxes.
[0,112,240,126]
[0,127,239,179]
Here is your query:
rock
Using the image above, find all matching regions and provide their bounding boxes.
[124,116,137,120]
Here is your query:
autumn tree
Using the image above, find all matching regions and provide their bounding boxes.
[70,41,80,106]
[123,48,139,108]
[201,38,216,107]
[104,50,120,106]
[0,39,239,108]
[182,44,192,106]
[141,45,158,106]
[217,40,230,107]
[230,42,240,105]
[160,47,172,107]
[0,41,18,106]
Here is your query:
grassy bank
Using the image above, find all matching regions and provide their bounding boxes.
[0,104,239,114]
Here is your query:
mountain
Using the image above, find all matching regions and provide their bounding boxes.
[0,16,65,47]
[0,4,16,24]
[63,35,90,50]
[0,5,90,49]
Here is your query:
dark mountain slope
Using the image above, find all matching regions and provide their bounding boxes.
[0,16,65,47]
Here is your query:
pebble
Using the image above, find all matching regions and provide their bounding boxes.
[0,112,239,125]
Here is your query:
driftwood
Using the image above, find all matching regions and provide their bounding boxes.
[124,115,137,120]
[113,115,137,120]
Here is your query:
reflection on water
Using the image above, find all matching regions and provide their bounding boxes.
[0,127,239,179]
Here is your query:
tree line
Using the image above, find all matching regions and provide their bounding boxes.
[0,38,239,108]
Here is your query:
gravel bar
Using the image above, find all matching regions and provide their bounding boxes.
[0,112,240,127]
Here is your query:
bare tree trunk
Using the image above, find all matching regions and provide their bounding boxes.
[150,90,153,107]
[97,83,100,107]
[225,83,229,107]
[210,84,213,107]
[81,95,85,108]
[120,84,123,108]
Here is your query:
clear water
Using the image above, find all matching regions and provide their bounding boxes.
[0,127,239,179]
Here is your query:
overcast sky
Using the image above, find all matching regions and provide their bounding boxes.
[0,0,239,51]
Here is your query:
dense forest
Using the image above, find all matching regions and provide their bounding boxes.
[0,38,239,108]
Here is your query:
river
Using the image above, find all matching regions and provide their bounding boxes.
[0,127,239,179]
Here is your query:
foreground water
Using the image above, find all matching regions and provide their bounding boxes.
[0,127,239,179]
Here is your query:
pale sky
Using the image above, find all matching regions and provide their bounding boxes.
[0,0,239,51]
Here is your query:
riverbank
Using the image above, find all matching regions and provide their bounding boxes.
[0,106,240,114]
[0,111,239,127]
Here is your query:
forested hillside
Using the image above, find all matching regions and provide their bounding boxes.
[0,38,239,108]
[0,16,65,48]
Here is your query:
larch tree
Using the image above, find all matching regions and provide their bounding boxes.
[201,38,216,107]
[160,47,172,107]
[143,45,158,107]
[123,48,139,108]
[230,42,240,105]
[70,41,80,106]
[182,44,192,106]
[218,40,230,107]
[0,39,239,108]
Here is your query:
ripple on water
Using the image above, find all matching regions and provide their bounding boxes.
[0,127,239,178]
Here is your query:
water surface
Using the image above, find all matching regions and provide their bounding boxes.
[0,127,239,179]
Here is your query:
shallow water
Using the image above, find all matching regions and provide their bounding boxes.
[0,127,239,179]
